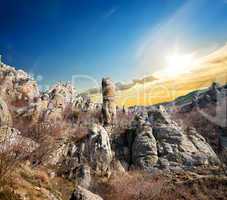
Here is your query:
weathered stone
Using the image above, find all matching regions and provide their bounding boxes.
[148,106,171,126]
[48,82,76,108]
[0,97,12,126]
[45,124,112,179]
[130,108,220,170]
[0,63,39,103]
[101,78,116,126]
[70,186,103,200]
[0,126,39,153]
[152,111,219,167]
[86,124,113,176]
[132,124,158,170]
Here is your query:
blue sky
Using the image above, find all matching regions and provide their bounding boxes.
[0,0,227,91]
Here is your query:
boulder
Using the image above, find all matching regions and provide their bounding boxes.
[70,186,103,200]
[44,107,63,122]
[48,82,76,109]
[101,78,116,126]
[132,124,158,170]
[44,124,112,179]
[0,97,12,126]
[148,106,171,126]
[86,124,113,176]
[129,108,219,170]
[0,63,39,103]
[152,111,219,168]
[0,126,39,153]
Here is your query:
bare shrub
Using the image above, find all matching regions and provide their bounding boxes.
[172,104,222,152]
[0,135,30,195]
[112,110,134,135]
[92,170,165,200]
[34,169,49,184]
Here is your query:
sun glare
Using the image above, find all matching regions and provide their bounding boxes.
[164,53,195,77]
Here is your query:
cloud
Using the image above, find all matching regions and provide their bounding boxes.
[83,74,157,95]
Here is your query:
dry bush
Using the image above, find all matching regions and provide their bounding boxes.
[172,103,224,152]
[34,169,49,184]
[63,103,102,125]
[0,139,29,198]
[112,110,134,135]
[70,126,89,141]
[92,170,165,200]
[154,175,227,200]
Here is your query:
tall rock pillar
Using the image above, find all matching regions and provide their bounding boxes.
[101,78,116,126]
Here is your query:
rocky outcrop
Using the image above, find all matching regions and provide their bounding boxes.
[101,78,116,126]
[43,124,112,183]
[70,186,103,200]
[0,126,39,153]
[72,95,95,112]
[48,82,75,110]
[86,124,113,176]
[0,63,39,103]
[15,82,78,124]
[132,124,158,170]
[0,97,12,126]
[179,82,226,113]
[128,107,220,171]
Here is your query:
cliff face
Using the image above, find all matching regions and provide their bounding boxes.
[0,62,226,200]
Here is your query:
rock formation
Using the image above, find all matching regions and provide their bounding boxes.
[0,126,39,153]
[43,123,112,183]
[132,124,158,170]
[0,61,226,200]
[86,124,113,176]
[128,107,220,171]
[0,97,12,126]
[70,186,103,200]
[0,63,39,103]
[101,77,116,126]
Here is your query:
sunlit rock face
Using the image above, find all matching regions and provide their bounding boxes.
[0,63,39,104]
[0,97,12,127]
[101,77,116,126]
[86,123,113,176]
[48,82,76,110]
[42,123,112,181]
[70,186,103,200]
[128,107,220,171]
[0,126,39,153]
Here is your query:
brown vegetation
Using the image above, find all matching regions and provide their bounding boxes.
[92,170,165,200]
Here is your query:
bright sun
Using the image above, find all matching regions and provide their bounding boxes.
[164,53,195,77]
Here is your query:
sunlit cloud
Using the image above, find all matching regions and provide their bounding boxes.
[135,0,212,77]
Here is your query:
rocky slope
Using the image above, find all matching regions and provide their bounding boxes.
[0,62,226,200]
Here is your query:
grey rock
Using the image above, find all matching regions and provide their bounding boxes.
[86,124,113,176]
[101,77,116,126]
[132,124,158,170]
[0,126,39,153]
[0,98,12,126]
[0,63,39,103]
[70,186,103,200]
[47,124,112,179]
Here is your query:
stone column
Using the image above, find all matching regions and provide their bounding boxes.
[101,77,116,126]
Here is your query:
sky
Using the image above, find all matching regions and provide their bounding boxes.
[0,0,227,91]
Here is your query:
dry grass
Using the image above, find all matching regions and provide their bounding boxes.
[172,102,225,152]
[112,110,134,135]
[92,170,165,200]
